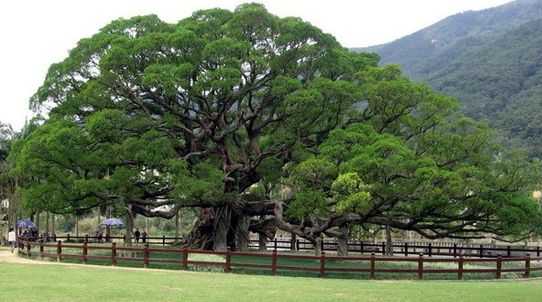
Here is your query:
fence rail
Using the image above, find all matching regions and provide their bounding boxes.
[28,235,542,258]
[16,240,542,280]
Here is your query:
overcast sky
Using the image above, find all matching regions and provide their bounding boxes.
[0,0,512,130]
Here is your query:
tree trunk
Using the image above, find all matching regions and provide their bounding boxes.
[125,206,134,246]
[45,212,50,234]
[258,232,267,251]
[313,236,322,256]
[105,207,111,241]
[75,215,79,238]
[213,207,231,251]
[290,233,297,251]
[175,208,180,242]
[337,225,349,256]
[234,215,250,251]
[385,224,393,256]
[51,214,55,235]
[35,212,40,233]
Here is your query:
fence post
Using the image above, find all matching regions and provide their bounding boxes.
[360,241,364,255]
[224,247,232,273]
[428,243,432,257]
[85,234,89,243]
[112,243,117,266]
[26,241,31,257]
[496,256,502,279]
[370,253,375,279]
[458,256,464,280]
[537,246,540,257]
[57,240,62,262]
[274,238,278,251]
[182,247,188,270]
[479,244,484,258]
[524,254,531,278]
[83,241,88,264]
[162,235,166,247]
[507,245,511,257]
[319,252,326,278]
[296,239,300,251]
[67,233,70,242]
[271,249,278,276]
[404,242,408,256]
[143,244,149,268]
[418,253,424,280]
[381,242,385,255]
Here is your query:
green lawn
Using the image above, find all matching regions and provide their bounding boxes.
[0,263,541,302]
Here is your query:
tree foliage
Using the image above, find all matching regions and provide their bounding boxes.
[13,3,542,250]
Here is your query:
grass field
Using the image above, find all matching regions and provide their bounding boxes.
[1,262,542,302]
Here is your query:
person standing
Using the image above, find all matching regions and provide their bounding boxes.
[8,228,16,253]
[141,231,147,244]
[134,228,141,244]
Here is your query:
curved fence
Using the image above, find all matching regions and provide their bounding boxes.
[16,240,542,280]
[30,235,542,258]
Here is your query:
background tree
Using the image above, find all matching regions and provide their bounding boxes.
[275,69,542,255]
[17,3,542,252]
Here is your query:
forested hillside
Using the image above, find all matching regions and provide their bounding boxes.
[359,0,542,156]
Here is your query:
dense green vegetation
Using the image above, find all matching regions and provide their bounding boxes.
[1,262,542,302]
[361,0,542,157]
[1,3,542,255]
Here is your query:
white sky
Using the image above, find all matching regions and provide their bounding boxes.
[0,0,512,130]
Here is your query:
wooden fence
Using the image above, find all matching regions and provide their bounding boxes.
[40,235,542,258]
[16,240,542,280]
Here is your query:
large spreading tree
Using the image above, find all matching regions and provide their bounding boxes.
[14,4,542,251]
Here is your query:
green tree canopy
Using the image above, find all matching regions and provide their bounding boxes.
[14,3,542,250]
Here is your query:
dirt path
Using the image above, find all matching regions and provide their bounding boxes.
[0,249,40,264]
[0,248,201,275]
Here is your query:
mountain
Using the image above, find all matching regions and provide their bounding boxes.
[359,0,542,156]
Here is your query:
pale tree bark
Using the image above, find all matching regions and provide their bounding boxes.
[337,225,349,256]
[125,205,134,246]
[290,233,297,251]
[105,207,111,241]
[96,209,101,227]
[35,212,40,233]
[213,207,231,251]
[75,215,79,238]
[258,233,267,251]
[313,236,323,256]
[234,215,250,251]
[45,212,49,234]
[175,208,180,242]
[385,224,394,256]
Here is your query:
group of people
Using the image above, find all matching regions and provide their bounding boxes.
[133,228,148,244]
[4,228,58,253]
[18,228,39,241]
[39,232,57,242]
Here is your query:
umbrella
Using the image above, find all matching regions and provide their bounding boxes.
[101,218,124,227]
[16,218,36,229]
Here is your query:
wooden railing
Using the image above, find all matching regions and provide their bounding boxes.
[30,235,542,258]
[16,240,542,280]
